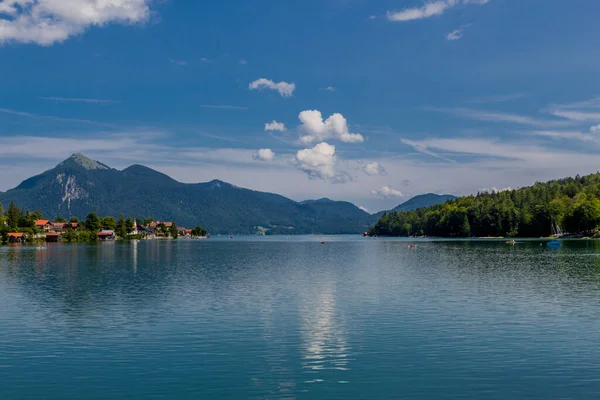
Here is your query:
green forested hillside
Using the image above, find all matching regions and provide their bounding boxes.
[370,173,600,238]
[0,154,372,235]
[371,193,457,220]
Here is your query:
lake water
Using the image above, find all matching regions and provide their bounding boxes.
[2,237,600,399]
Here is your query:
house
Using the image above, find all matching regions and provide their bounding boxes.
[163,222,174,228]
[131,220,139,235]
[45,232,61,243]
[97,230,116,241]
[67,222,79,230]
[35,220,53,232]
[8,232,23,243]
[52,223,66,232]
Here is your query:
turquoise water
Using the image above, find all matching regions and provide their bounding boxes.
[2,237,600,399]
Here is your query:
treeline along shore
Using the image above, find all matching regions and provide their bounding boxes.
[0,201,208,244]
[370,172,600,238]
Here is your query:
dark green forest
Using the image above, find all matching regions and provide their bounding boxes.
[370,173,600,238]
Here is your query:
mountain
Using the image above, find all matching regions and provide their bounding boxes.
[372,193,456,219]
[0,154,372,235]
[393,193,457,212]
[370,172,600,238]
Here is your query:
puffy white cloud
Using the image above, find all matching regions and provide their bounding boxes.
[591,124,600,134]
[265,120,286,132]
[0,0,152,46]
[249,78,295,98]
[297,110,364,145]
[294,142,351,183]
[252,148,275,162]
[387,0,489,22]
[370,186,405,199]
[359,161,387,176]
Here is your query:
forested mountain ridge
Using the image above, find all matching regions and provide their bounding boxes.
[0,154,373,235]
[371,193,457,219]
[370,173,600,238]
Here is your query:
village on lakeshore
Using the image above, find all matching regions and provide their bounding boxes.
[0,201,208,244]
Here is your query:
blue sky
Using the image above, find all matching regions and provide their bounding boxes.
[1,0,600,212]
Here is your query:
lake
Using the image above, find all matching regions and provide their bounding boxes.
[2,237,600,399]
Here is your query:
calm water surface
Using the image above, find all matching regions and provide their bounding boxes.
[2,237,600,399]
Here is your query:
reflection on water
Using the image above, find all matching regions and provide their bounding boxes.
[2,238,600,399]
[300,280,351,376]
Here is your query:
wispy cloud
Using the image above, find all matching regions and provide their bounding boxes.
[387,0,490,22]
[401,138,456,162]
[446,24,471,41]
[433,107,571,128]
[169,59,188,66]
[548,110,600,122]
[469,93,527,104]
[532,130,600,143]
[0,108,119,128]
[200,105,248,110]
[38,97,121,104]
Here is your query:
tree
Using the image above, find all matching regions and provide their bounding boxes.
[125,217,134,233]
[116,214,127,238]
[191,226,207,237]
[169,223,178,239]
[6,201,20,230]
[55,216,67,223]
[69,216,79,223]
[101,216,117,230]
[143,217,154,225]
[85,212,102,232]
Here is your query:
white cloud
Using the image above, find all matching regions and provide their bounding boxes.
[0,0,152,46]
[447,24,470,41]
[532,130,599,143]
[169,59,188,66]
[200,105,248,110]
[0,107,119,128]
[252,148,275,162]
[239,59,247,65]
[387,0,489,22]
[360,161,387,176]
[249,78,296,98]
[371,186,405,199]
[591,124,600,134]
[359,205,370,213]
[294,142,351,183]
[297,110,364,144]
[324,86,335,92]
[265,121,286,132]
[550,110,600,122]
[38,97,120,104]
[435,107,571,128]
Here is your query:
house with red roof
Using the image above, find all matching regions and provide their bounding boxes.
[45,232,62,243]
[8,232,23,243]
[35,220,53,232]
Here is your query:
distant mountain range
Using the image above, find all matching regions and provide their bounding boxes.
[0,154,455,234]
